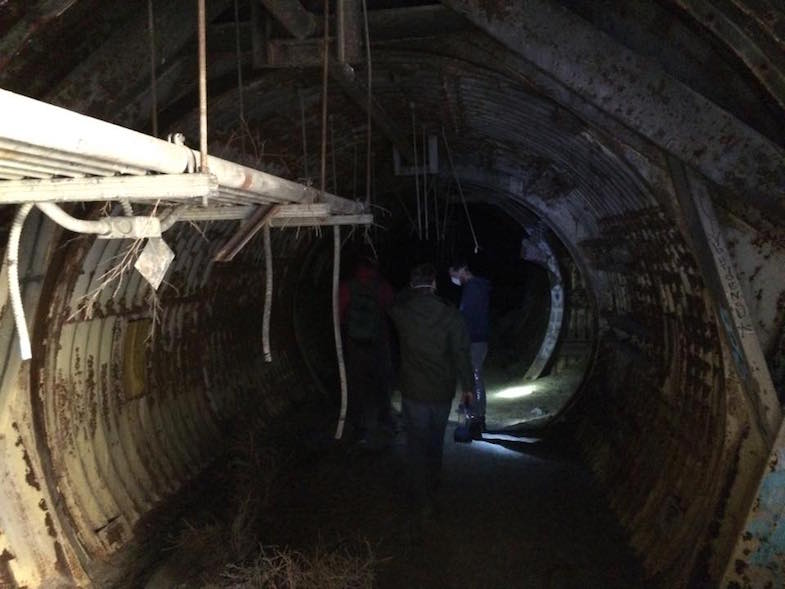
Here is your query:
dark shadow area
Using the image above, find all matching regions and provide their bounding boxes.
[125,403,645,588]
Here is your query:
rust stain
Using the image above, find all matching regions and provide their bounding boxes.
[12,425,41,492]
[0,548,16,588]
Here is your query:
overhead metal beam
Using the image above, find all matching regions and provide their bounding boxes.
[0,174,218,204]
[331,62,416,162]
[257,0,317,40]
[440,0,785,206]
[0,0,78,73]
[672,0,785,113]
[668,155,781,444]
[46,0,233,122]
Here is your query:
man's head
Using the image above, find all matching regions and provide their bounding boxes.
[410,263,437,292]
[449,260,473,286]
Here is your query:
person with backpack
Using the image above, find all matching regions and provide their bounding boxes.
[390,263,474,521]
[339,252,395,446]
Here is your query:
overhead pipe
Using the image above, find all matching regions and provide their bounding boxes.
[0,90,363,214]
[35,203,111,236]
[36,203,108,234]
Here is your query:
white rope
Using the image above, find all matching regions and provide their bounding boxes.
[262,224,273,362]
[332,225,349,439]
[8,203,33,360]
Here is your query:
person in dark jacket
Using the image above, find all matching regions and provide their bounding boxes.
[339,254,395,445]
[449,259,490,438]
[390,263,474,517]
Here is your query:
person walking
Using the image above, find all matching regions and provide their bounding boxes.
[339,252,395,446]
[390,263,473,520]
[449,259,491,438]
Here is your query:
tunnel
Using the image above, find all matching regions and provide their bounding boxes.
[1,1,785,587]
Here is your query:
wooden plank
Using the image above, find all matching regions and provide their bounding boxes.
[214,204,280,262]
[270,213,373,227]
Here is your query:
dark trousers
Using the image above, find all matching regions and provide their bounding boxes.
[402,397,452,509]
[346,339,392,438]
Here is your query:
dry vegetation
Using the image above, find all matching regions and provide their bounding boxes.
[155,408,381,588]
[208,543,378,589]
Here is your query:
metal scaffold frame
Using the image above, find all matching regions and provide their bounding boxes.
[0,89,372,360]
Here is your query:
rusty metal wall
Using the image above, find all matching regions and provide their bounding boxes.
[0,7,784,586]
[0,209,324,586]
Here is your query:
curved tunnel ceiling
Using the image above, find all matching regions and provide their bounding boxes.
[1,1,785,588]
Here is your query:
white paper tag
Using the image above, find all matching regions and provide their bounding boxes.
[134,238,174,290]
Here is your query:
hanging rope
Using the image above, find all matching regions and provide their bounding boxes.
[442,176,453,242]
[442,126,479,253]
[8,204,33,360]
[434,173,441,241]
[352,143,358,199]
[330,115,338,194]
[299,90,310,181]
[361,0,372,206]
[148,0,158,137]
[319,0,330,198]
[263,223,273,362]
[411,104,421,239]
[332,225,349,439]
[422,126,428,240]
[233,0,246,155]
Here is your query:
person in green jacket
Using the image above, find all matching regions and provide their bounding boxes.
[390,263,474,518]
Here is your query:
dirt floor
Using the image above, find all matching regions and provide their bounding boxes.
[128,395,645,589]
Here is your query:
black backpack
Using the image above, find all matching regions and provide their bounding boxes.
[347,279,382,343]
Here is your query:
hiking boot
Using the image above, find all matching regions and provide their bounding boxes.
[469,417,485,440]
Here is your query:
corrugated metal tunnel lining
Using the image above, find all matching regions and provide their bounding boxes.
[1,0,785,587]
[25,212,323,579]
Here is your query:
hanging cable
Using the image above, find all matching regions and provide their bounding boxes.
[361,0,372,206]
[299,89,310,181]
[332,225,349,439]
[411,104,421,239]
[352,142,358,199]
[8,203,33,360]
[233,0,246,155]
[263,223,273,362]
[442,175,453,242]
[148,0,158,137]
[330,115,337,194]
[319,0,330,198]
[442,126,479,253]
[434,174,440,242]
[423,126,428,240]
[197,0,209,172]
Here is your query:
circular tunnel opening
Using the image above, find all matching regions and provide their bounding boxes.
[294,199,596,433]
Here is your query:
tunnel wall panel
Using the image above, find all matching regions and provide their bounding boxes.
[0,211,325,586]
